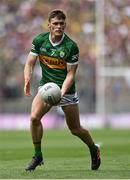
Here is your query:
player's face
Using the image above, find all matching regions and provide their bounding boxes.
[48,17,66,37]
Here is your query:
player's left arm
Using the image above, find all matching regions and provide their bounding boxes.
[61,42,79,96]
[61,64,78,97]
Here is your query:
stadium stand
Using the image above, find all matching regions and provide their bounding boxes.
[0,0,130,113]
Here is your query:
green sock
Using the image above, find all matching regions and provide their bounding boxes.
[33,141,42,157]
[89,143,97,157]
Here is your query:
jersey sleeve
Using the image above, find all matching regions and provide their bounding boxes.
[67,43,79,65]
[30,36,40,56]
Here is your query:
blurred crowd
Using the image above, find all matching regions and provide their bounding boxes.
[104,0,130,67]
[104,0,130,113]
[0,0,130,113]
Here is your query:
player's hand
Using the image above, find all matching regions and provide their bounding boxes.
[60,90,65,98]
[24,81,31,96]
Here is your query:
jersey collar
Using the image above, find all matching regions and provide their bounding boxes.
[49,33,65,47]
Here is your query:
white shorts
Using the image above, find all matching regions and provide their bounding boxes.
[58,92,79,107]
[38,86,79,107]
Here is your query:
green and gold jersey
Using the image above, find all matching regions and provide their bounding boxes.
[30,32,79,94]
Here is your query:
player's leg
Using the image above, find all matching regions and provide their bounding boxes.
[31,93,52,156]
[25,93,52,171]
[62,104,101,170]
[62,104,94,146]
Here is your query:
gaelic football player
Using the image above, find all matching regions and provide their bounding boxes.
[24,9,101,171]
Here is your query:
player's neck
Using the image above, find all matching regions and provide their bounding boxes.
[49,33,65,46]
[50,33,64,43]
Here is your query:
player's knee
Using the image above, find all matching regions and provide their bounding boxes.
[31,116,40,126]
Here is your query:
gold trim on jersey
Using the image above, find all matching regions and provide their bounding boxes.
[39,55,67,69]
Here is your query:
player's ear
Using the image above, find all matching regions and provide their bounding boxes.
[64,22,66,28]
[48,22,51,30]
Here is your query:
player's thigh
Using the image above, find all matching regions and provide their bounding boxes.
[31,93,52,120]
[62,104,80,129]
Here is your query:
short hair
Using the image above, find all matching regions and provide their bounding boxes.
[48,9,66,22]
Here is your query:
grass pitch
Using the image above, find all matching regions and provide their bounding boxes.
[0,128,130,179]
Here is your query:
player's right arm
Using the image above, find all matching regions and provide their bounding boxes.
[24,53,37,96]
